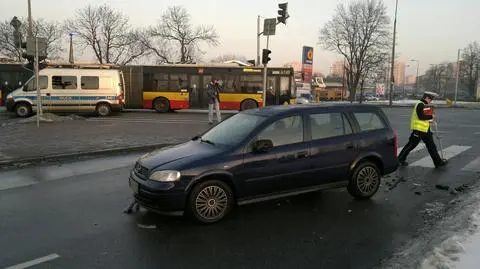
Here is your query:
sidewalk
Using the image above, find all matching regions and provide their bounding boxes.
[0,115,208,169]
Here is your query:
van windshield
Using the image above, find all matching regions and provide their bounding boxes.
[23,75,48,92]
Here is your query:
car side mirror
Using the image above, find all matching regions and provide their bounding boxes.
[252,139,274,153]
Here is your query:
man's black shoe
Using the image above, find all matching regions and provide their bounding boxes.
[435,159,448,168]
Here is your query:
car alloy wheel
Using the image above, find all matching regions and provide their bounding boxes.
[195,186,228,219]
[356,166,379,196]
[347,161,381,199]
[188,180,233,224]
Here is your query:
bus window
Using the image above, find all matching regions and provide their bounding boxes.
[170,74,188,90]
[280,76,290,97]
[143,73,169,91]
[240,75,262,93]
[217,75,238,93]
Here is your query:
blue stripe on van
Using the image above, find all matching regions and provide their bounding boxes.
[15,96,118,101]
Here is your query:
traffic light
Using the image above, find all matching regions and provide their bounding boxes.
[21,41,32,61]
[277,3,289,24]
[262,49,271,65]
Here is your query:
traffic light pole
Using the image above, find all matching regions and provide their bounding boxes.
[256,15,260,67]
[35,37,42,127]
[262,36,270,107]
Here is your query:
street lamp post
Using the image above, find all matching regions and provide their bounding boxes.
[389,0,399,106]
[454,49,460,105]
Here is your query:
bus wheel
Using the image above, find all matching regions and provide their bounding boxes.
[240,99,257,111]
[153,97,170,113]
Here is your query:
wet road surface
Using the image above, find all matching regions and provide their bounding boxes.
[1,107,480,269]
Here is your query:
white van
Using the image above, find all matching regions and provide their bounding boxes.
[6,66,125,117]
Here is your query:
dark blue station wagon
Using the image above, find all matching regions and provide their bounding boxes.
[129,104,399,224]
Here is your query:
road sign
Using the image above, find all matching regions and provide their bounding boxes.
[263,18,276,36]
[26,37,47,58]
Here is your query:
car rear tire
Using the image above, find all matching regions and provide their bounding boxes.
[347,161,381,200]
[95,103,111,117]
[240,99,258,111]
[187,180,234,224]
[153,97,170,113]
[15,102,32,118]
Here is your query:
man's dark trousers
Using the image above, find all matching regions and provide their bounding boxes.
[398,129,443,166]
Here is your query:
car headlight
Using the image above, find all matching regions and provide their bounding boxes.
[149,170,181,182]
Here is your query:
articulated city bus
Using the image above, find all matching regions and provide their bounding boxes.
[121,64,296,112]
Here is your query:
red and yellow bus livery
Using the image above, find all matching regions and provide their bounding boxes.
[121,64,295,112]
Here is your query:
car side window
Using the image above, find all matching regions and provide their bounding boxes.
[353,112,386,132]
[309,112,352,140]
[256,115,304,147]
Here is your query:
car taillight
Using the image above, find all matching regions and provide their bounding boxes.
[117,93,124,104]
[393,130,398,157]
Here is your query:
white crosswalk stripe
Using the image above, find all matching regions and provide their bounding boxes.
[409,145,472,168]
[398,144,426,154]
[461,156,480,172]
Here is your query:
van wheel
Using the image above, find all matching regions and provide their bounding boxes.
[153,97,170,113]
[240,99,257,111]
[15,103,32,118]
[347,161,381,200]
[96,103,111,117]
[187,180,234,224]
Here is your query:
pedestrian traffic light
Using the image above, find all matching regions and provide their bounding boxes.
[262,49,271,65]
[277,3,289,24]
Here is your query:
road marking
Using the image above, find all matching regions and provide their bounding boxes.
[398,144,426,154]
[0,174,37,191]
[4,253,60,269]
[474,132,480,135]
[410,145,472,168]
[461,157,480,172]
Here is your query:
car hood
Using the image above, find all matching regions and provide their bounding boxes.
[137,140,219,170]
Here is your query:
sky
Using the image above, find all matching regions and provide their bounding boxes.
[1,0,479,76]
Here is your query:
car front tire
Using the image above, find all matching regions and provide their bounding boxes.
[347,161,381,200]
[187,180,234,224]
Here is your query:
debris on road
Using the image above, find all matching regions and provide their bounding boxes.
[137,224,157,229]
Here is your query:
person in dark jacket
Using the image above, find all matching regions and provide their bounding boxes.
[397,91,447,168]
[207,78,221,124]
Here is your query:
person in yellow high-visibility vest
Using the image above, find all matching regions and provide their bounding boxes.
[397,92,448,168]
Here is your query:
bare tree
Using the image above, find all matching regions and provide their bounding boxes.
[358,49,389,102]
[460,41,480,97]
[151,6,219,63]
[0,18,64,61]
[134,29,173,64]
[319,0,391,101]
[422,63,449,95]
[210,54,248,63]
[65,4,149,65]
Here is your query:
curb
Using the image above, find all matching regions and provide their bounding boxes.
[0,143,175,170]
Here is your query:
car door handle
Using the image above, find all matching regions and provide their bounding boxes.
[46,93,51,96]
[346,143,355,149]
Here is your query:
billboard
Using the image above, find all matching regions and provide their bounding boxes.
[302,46,313,83]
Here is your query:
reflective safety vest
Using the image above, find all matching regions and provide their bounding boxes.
[410,102,430,132]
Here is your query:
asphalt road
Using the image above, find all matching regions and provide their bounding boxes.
[1,107,480,269]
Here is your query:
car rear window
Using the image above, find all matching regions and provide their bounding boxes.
[353,112,387,131]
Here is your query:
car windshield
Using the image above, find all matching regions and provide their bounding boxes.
[199,113,267,146]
